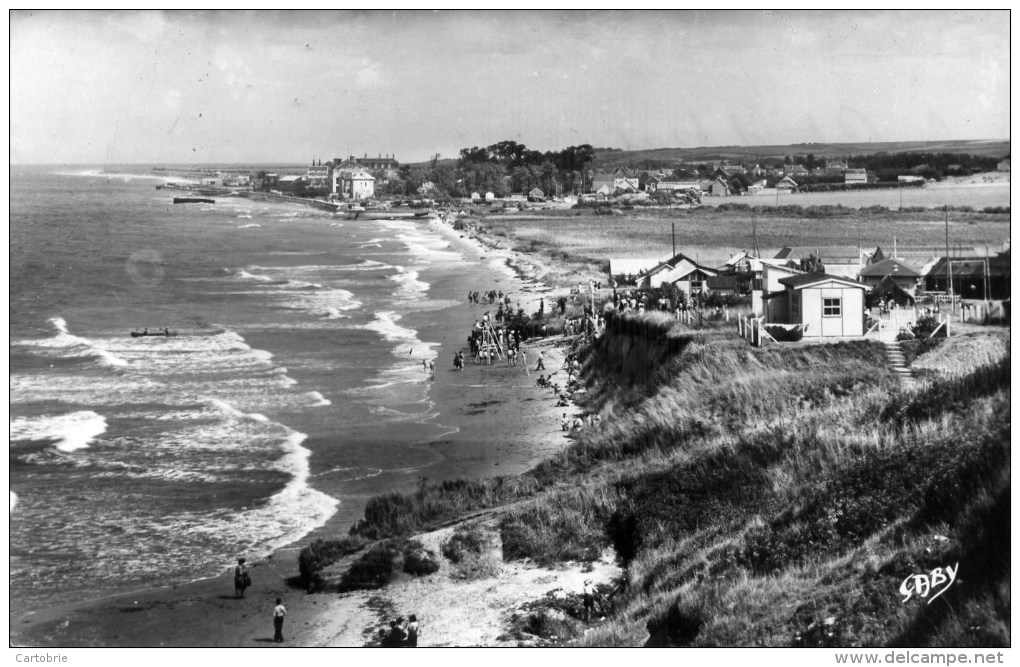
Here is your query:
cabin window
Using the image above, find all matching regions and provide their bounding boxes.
[823,297,842,317]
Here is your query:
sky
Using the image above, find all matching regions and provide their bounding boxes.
[9,9,1011,165]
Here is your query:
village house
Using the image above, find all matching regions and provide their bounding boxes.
[277,174,304,192]
[331,168,375,200]
[825,159,848,174]
[753,260,804,316]
[306,160,330,190]
[637,252,719,297]
[709,177,730,196]
[776,176,798,193]
[859,257,922,295]
[997,159,1010,172]
[784,163,808,177]
[845,168,868,185]
[766,273,869,337]
[924,250,1011,300]
[528,188,545,202]
[614,177,640,193]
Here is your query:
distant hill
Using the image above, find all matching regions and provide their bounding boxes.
[592,140,1011,169]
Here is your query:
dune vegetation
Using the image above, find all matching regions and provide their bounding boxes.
[300,311,1009,647]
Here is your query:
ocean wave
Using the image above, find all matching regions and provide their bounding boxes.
[306,391,332,407]
[362,311,418,345]
[10,410,108,452]
[389,266,430,300]
[14,317,131,369]
[236,223,262,229]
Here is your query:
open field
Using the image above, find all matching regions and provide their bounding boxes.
[592,139,1011,168]
[480,208,1010,270]
[701,182,1010,211]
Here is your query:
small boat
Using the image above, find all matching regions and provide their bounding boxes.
[174,197,215,204]
[130,329,178,338]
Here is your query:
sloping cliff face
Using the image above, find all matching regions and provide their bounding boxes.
[585,312,695,392]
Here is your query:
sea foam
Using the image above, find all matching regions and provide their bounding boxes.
[10,410,108,452]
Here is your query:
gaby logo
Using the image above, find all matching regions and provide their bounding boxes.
[899,563,959,604]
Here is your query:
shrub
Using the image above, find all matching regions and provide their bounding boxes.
[298,536,368,591]
[442,524,487,563]
[911,315,940,339]
[402,540,441,576]
[896,329,915,341]
[338,541,401,591]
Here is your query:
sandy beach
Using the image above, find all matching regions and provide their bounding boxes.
[10,214,592,648]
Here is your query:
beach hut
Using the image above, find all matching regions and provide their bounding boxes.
[773,273,869,337]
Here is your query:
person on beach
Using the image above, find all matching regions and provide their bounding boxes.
[405,614,420,647]
[536,350,546,371]
[234,558,250,598]
[428,360,435,374]
[273,598,287,643]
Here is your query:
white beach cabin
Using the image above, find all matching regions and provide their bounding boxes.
[772,273,869,337]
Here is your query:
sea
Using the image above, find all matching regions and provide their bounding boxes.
[9,166,508,613]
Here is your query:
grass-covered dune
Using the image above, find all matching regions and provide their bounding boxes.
[302,314,1010,647]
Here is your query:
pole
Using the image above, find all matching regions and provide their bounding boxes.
[944,205,953,313]
[672,221,676,258]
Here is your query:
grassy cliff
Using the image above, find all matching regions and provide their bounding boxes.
[303,315,1010,647]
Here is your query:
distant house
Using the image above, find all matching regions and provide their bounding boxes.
[595,184,612,197]
[332,169,375,200]
[485,191,495,201]
[925,251,1011,300]
[859,258,922,295]
[528,188,545,202]
[710,177,730,197]
[655,181,701,194]
[825,160,848,174]
[776,176,798,192]
[768,273,869,337]
[784,163,808,176]
[591,173,616,193]
[614,177,640,193]
[638,253,719,296]
[277,175,304,192]
[998,159,1010,172]
[897,175,923,183]
[845,169,868,185]
[470,192,481,202]
[306,162,330,189]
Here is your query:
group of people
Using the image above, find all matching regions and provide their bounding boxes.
[378,614,420,647]
[468,289,510,306]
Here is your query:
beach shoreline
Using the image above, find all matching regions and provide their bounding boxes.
[11,209,584,648]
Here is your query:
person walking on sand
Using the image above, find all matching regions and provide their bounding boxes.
[273,598,287,643]
[234,558,250,598]
[535,350,546,371]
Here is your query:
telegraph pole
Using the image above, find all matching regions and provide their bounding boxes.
[672,221,676,258]
[944,205,954,313]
